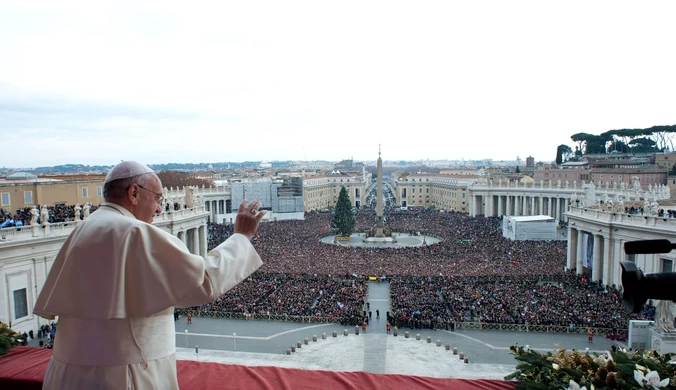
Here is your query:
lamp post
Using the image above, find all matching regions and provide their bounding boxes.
[184,330,188,347]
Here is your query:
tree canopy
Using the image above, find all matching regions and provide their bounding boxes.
[331,186,355,237]
[569,125,676,155]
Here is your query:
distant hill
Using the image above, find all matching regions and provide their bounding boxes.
[23,161,295,174]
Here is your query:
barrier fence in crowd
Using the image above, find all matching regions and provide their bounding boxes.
[175,309,338,324]
[174,308,627,337]
[454,322,624,337]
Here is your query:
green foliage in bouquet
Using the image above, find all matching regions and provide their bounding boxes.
[505,344,676,389]
[0,322,22,358]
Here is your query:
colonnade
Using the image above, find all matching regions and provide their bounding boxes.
[564,207,676,288]
[565,225,618,285]
[176,224,208,258]
[472,193,569,220]
[205,199,228,223]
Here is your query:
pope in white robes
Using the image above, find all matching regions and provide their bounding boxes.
[33,161,266,389]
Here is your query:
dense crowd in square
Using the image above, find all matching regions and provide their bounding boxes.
[192,208,651,330]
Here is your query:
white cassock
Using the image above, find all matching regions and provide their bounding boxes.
[33,202,262,389]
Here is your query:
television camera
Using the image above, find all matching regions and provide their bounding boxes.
[620,239,676,313]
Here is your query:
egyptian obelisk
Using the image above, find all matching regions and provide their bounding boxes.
[374,145,385,236]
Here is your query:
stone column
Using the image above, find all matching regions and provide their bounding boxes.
[521,196,526,216]
[539,196,544,215]
[602,235,613,287]
[567,227,577,270]
[191,228,200,255]
[551,197,556,217]
[199,224,207,258]
[178,231,186,247]
[186,229,193,252]
[576,230,584,273]
[484,195,491,217]
[497,196,503,216]
[612,239,623,287]
[592,234,603,282]
[530,196,535,216]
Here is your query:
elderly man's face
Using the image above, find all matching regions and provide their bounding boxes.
[134,175,163,223]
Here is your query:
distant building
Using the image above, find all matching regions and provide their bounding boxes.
[526,156,534,167]
[0,174,106,212]
[333,158,364,170]
[231,178,304,216]
[654,153,676,172]
[393,173,478,212]
[303,174,369,211]
[534,164,584,184]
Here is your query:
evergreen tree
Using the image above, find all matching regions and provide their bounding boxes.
[331,186,355,237]
[669,163,676,176]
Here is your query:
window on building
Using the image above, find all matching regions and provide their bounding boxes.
[14,288,28,319]
[97,186,103,197]
[662,258,673,273]
[1,192,9,206]
[82,187,89,198]
[24,191,33,204]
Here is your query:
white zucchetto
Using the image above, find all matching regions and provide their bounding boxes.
[104,161,154,184]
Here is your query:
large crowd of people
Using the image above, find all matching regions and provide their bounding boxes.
[245,209,567,277]
[389,273,654,331]
[192,208,650,330]
[8,204,100,225]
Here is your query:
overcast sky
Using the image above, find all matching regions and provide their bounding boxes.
[1,1,675,168]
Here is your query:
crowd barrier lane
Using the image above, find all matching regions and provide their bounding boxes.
[175,309,338,324]
[174,309,627,336]
[455,322,625,336]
